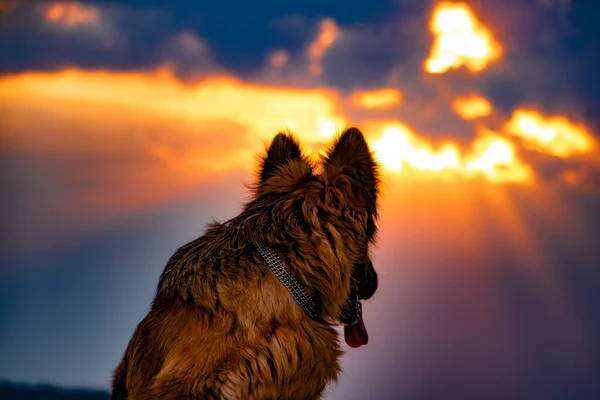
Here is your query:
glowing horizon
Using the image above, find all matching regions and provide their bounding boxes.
[2,65,596,187]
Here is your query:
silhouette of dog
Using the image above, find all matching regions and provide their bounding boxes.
[111,127,380,399]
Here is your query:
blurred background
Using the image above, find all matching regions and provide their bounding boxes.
[1,0,599,399]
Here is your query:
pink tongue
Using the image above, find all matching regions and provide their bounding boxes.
[344,313,368,348]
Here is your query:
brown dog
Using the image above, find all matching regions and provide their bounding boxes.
[111,127,380,399]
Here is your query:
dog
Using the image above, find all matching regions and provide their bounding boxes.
[111,127,380,399]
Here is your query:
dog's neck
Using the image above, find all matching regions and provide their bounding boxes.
[251,240,318,319]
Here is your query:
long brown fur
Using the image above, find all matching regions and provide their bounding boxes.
[111,127,380,399]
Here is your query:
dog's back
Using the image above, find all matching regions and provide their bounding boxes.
[112,234,342,398]
[110,359,127,400]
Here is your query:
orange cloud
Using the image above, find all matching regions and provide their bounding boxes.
[0,0,17,14]
[452,95,493,120]
[424,2,501,74]
[40,1,120,48]
[166,30,209,55]
[159,30,215,76]
[44,1,100,27]
[1,66,598,196]
[0,67,345,181]
[0,67,352,250]
[368,122,532,183]
[369,122,460,173]
[269,50,290,68]
[1,65,599,254]
[308,18,338,76]
[504,109,597,158]
[350,88,403,110]
[464,131,533,183]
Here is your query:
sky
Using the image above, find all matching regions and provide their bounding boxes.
[0,0,599,398]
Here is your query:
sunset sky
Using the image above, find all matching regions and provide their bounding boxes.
[1,0,599,398]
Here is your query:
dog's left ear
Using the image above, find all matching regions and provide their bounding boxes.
[322,127,379,207]
[258,132,310,185]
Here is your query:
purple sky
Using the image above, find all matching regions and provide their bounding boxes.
[1,1,600,398]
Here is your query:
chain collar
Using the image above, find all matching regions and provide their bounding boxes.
[349,292,362,325]
[251,240,318,319]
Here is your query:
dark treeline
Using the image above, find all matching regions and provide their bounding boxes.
[0,381,109,400]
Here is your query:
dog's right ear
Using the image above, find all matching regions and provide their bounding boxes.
[322,127,379,206]
[258,132,307,184]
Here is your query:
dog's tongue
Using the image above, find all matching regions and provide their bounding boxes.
[344,313,368,348]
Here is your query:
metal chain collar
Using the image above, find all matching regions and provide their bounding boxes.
[251,240,317,319]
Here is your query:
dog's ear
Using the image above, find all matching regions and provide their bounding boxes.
[322,128,379,205]
[258,132,309,184]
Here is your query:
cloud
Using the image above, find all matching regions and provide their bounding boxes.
[0,0,589,121]
[349,88,403,110]
[39,1,121,48]
[289,0,591,127]
[452,94,493,120]
[2,0,600,252]
[2,65,598,192]
[317,19,412,89]
[258,17,340,85]
[0,0,18,15]
[0,67,346,251]
[0,67,345,175]
[44,2,100,27]
[307,18,338,76]
[424,2,502,74]
[269,13,311,35]
[159,30,217,77]
[268,50,290,69]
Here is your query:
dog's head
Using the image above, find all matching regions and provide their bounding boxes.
[245,127,379,347]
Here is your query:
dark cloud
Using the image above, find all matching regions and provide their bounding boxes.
[159,30,218,77]
[0,0,397,74]
[0,2,164,71]
[1,0,597,128]
[567,0,600,128]
[314,0,599,138]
